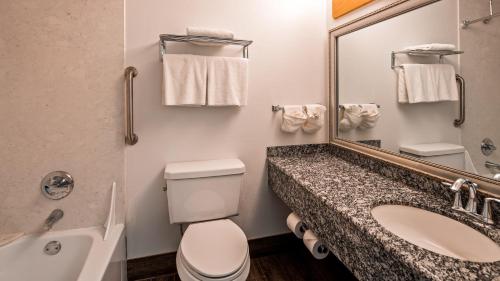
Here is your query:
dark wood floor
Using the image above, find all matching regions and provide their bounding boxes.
[134,237,357,281]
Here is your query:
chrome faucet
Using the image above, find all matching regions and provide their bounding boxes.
[444,179,499,225]
[44,209,64,231]
[482,198,500,225]
[443,178,478,212]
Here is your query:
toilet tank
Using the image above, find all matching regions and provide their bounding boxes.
[164,159,245,224]
[399,143,466,170]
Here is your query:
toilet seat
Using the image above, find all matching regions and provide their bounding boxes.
[177,219,250,281]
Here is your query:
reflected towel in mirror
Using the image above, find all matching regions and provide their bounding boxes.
[359,104,381,129]
[339,104,362,131]
[397,64,459,103]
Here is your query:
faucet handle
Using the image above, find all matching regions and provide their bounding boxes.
[481,197,500,225]
[442,181,463,210]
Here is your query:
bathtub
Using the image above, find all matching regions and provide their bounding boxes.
[0,224,126,281]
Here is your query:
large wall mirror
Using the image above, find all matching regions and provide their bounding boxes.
[329,0,500,195]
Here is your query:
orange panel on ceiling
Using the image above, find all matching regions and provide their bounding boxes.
[332,0,374,19]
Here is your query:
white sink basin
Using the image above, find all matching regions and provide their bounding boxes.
[371,205,500,262]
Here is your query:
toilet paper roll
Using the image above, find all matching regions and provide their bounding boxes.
[303,230,329,260]
[286,212,307,239]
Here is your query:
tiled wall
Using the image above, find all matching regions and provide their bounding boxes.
[0,0,125,233]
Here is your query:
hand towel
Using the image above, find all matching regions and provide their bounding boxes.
[187,27,233,46]
[403,43,456,51]
[281,105,307,133]
[302,104,326,133]
[207,57,249,106]
[359,104,381,129]
[162,54,207,106]
[339,104,362,131]
[398,64,458,103]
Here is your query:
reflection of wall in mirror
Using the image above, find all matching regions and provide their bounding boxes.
[460,0,500,178]
[337,0,460,154]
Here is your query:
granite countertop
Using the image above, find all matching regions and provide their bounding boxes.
[267,145,500,281]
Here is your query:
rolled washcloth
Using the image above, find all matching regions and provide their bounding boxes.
[186,27,234,46]
[398,64,458,103]
[403,43,456,51]
[359,104,381,129]
[338,104,362,131]
[302,104,326,133]
[281,105,307,133]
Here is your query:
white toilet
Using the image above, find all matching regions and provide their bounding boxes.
[164,159,250,281]
[399,142,466,170]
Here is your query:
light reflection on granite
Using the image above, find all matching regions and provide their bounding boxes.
[267,144,500,281]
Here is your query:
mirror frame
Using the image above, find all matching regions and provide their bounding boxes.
[328,0,500,197]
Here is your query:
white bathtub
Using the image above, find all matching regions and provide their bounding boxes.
[0,224,126,281]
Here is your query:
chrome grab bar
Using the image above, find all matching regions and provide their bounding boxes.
[125,66,138,145]
[454,74,465,127]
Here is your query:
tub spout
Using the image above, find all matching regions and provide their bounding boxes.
[44,209,64,231]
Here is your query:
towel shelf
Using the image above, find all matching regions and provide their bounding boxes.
[159,34,253,61]
[391,50,463,69]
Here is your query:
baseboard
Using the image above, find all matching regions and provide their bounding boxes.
[127,233,296,280]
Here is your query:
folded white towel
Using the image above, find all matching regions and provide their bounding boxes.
[187,27,234,39]
[403,43,456,51]
[187,27,234,46]
[398,64,458,103]
[303,104,326,133]
[339,104,362,131]
[207,57,249,106]
[281,105,307,133]
[359,104,381,129]
[162,54,207,106]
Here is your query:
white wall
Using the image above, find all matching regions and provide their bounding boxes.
[0,0,124,233]
[336,0,461,153]
[125,0,328,258]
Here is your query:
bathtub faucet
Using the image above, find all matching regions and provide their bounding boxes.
[44,209,64,231]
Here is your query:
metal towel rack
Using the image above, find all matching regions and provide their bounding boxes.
[159,34,253,61]
[391,49,463,69]
[125,66,138,145]
[462,0,499,29]
[338,103,380,109]
[391,49,466,127]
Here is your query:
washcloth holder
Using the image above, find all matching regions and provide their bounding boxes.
[159,34,253,61]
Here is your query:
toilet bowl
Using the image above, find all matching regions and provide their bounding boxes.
[176,219,250,281]
[164,159,249,281]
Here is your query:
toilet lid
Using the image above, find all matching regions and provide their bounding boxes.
[180,219,248,278]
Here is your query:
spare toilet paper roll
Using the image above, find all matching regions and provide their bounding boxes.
[303,230,329,260]
[286,212,307,239]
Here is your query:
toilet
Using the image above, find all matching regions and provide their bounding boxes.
[399,142,466,170]
[164,159,250,281]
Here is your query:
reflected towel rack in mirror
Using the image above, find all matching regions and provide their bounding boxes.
[462,0,499,29]
[159,34,253,61]
[338,103,380,109]
[391,49,463,69]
